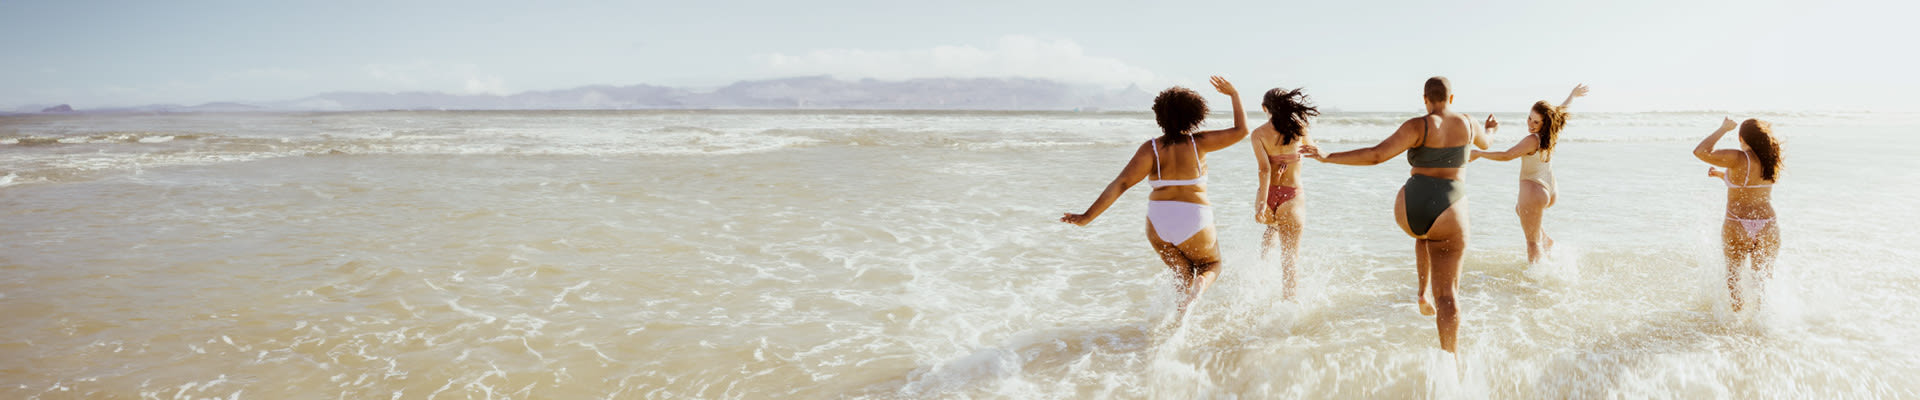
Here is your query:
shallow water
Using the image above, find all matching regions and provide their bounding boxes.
[1,110,1917,398]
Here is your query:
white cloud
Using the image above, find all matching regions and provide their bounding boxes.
[759,35,1156,87]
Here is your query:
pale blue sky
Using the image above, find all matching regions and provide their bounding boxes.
[2,0,1912,111]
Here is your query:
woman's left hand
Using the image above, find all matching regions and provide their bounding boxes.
[1210,76,1237,96]
[1060,213,1091,226]
[1299,144,1325,161]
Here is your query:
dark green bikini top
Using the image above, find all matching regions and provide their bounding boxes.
[1408,115,1468,168]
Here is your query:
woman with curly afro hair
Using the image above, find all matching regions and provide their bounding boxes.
[1062,76,1249,316]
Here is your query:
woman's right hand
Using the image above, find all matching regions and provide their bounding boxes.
[1484,114,1499,133]
[1568,84,1591,99]
[1719,117,1739,132]
[1060,213,1091,226]
[1210,76,1237,96]
[1254,208,1272,225]
[1707,168,1725,178]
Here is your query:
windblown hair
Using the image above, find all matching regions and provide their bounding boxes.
[1152,87,1209,137]
[1739,119,1783,181]
[1423,76,1451,103]
[1262,88,1319,145]
[1530,100,1568,155]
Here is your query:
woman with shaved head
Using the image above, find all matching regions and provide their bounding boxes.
[1301,77,1489,354]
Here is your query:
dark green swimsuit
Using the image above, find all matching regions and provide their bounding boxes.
[1404,116,1467,236]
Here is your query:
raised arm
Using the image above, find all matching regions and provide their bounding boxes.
[1473,134,1539,162]
[1061,142,1154,226]
[1194,76,1249,152]
[1472,114,1491,150]
[1561,83,1590,110]
[1693,117,1745,168]
[1302,118,1422,166]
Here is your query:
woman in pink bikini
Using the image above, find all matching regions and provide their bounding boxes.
[1250,87,1318,301]
[1062,76,1248,314]
[1694,117,1784,311]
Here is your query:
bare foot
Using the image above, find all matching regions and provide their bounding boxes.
[1419,293,1437,316]
[1545,236,1556,255]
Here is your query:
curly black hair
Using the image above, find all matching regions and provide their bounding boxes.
[1152,87,1208,137]
[1262,87,1319,145]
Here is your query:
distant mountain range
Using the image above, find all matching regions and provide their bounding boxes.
[6,76,1157,114]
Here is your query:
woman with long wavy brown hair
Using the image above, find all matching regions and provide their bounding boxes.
[1694,117,1784,311]
[1471,84,1588,264]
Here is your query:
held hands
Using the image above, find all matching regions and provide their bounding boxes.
[1210,76,1238,97]
[1470,150,1485,162]
[1298,145,1325,161]
[1060,213,1092,226]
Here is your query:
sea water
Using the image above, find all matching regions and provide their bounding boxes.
[1,110,1916,398]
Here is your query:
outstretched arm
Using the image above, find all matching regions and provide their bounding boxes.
[1560,84,1590,110]
[1061,143,1154,226]
[1693,117,1744,168]
[1473,135,1539,162]
[1301,118,1421,166]
[1194,76,1249,152]
[1472,114,1492,150]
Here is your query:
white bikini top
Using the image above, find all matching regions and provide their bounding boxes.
[1724,153,1775,189]
[1148,137,1206,188]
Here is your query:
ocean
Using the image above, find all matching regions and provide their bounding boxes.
[2,109,1916,398]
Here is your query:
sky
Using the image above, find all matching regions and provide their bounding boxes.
[1,0,1913,112]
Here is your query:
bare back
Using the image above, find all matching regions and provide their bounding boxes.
[1721,150,1777,219]
[1146,135,1209,203]
[1410,112,1478,180]
[1253,123,1306,187]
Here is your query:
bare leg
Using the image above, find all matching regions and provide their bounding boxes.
[1187,261,1221,311]
[1517,181,1551,264]
[1417,239,1435,316]
[1147,220,1196,315]
[1751,223,1782,308]
[1394,187,1435,315]
[1424,202,1471,354]
[1722,220,1747,312]
[1260,225,1279,262]
[1429,237,1464,353]
[1277,207,1303,301]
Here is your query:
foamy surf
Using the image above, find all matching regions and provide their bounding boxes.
[1521,242,1582,285]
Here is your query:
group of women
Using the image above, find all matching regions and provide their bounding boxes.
[1060,76,1785,354]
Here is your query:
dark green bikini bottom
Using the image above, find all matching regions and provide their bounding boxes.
[1405,174,1465,236]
